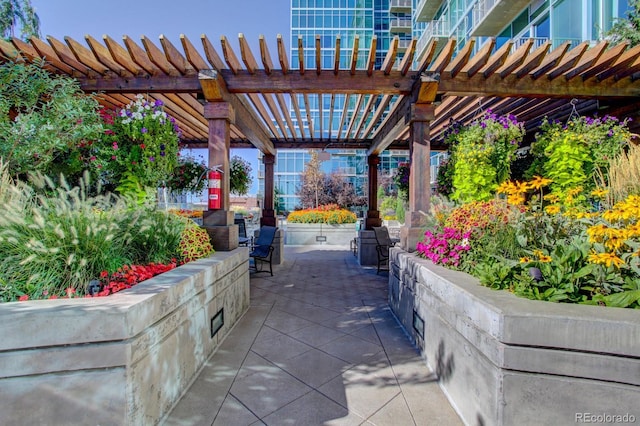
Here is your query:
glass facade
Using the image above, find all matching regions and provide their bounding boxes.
[417,0,631,55]
[259,149,408,211]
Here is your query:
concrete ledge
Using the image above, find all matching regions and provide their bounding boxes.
[284,223,357,245]
[0,248,250,425]
[388,248,640,425]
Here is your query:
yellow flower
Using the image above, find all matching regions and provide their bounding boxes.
[544,193,560,203]
[588,251,625,268]
[507,194,525,206]
[533,249,544,258]
[544,205,561,215]
[591,188,609,198]
[515,181,530,194]
[538,255,552,263]
[529,176,552,190]
[567,186,583,197]
[519,256,531,263]
[587,224,607,243]
[626,222,640,238]
[497,181,516,195]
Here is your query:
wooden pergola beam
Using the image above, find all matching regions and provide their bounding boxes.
[219,70,418,94]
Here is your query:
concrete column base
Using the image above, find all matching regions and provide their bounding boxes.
[203,225,239,252]
[203,210,234,226]
[400,226,424,253]
[357,230,378,266]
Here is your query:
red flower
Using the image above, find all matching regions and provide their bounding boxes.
[139,144,146,149]
[18,295,29,301]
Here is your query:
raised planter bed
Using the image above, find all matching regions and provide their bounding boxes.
[285,223,356,245]
[388,248,640,426]
[0,248,250,426]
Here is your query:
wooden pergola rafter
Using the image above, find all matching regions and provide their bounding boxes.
[1,34,640,152]
[2,32,640,250]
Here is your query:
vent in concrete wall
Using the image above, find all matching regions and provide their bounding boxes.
[211,308,224,338]
[413,310,424,340]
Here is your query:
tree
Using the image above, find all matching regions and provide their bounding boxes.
[230,155,253,195]
[297,151,324,208]
[297,151,365,209]
[0,0,39,40]
[605,0,640,46]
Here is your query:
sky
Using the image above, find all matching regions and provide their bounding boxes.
[31,0,291,195]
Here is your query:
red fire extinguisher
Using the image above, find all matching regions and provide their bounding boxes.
[208,169,222,209]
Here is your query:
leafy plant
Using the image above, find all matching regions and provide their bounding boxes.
[0,60,104,182]
[97,95,180,198]
[447,110,524,202]
[528,116,629,201]
[168,155,207,194]
[229,155,253,195]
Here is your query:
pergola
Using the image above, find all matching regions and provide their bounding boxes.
[2,33,640,250]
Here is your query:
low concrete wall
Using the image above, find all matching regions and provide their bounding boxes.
[388,248,640,426]
[285,223,357,245]
[0,249,250,426]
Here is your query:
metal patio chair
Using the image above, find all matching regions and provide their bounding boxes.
[249,226,278,276]
[373,226,398,274]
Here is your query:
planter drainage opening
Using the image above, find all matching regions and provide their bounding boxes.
[413,310,424,341]
[211,308,224,338]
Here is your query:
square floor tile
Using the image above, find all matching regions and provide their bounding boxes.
[262,390,365,426]
[275,348,350,388]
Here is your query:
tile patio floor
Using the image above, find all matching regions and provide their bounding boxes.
[164,245,462,426]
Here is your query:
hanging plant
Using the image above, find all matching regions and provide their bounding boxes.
[447,110,525,203]
[96,95,180,199]
[392,162,410,201]
[167,155,207,195]
[230,155,253,195]
[527,116,630,202]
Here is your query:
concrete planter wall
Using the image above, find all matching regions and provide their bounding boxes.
[388,248,640,426]
[285,223,356,245]
[0,249,250,426]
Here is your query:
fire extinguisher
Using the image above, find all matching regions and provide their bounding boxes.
[208,168,222,210]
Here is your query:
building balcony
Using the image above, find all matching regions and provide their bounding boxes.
[397,38,413,52]
[415,0,442,22]
[471,0,531,36]
[390,18,412,34]
[415,19,450,61]
[389,0,412,14]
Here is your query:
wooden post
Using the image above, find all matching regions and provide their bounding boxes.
[201,101,239,251]
[261,153,277,227]
[401,103,435,251]
[365,154,382,230]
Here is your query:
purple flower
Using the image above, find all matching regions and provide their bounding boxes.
[141,127,148,134]
[160,151,165,157]
[149,156,155,162]
[154,99,164,107]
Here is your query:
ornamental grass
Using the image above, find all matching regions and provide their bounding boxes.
[0,163,213,302]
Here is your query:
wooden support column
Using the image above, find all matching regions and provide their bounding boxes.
[365,154,382,230]
[401,103,435,252]
[261,153,277,227]
[202,101,239,251]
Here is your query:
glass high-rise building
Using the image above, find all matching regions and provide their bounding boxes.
[257,0,412,212]
[414,0,632,59]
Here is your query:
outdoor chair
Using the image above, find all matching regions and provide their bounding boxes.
[234,217,251,247]
[249,226,278,276]
[373,226,398,274]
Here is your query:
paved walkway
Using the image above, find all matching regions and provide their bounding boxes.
[164,246,462,426]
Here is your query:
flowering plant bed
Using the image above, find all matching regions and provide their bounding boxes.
[0,249,250,426]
